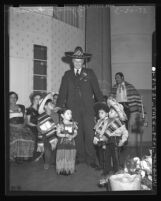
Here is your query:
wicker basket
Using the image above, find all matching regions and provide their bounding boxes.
[109,173,141,191]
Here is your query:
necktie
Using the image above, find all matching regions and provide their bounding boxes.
[76,69,79,77]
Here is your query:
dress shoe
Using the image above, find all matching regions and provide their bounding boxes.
[95,165,103,171]
[89,163,99,169]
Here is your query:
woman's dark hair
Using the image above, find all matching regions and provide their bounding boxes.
[115,72,124,79]
[9,91,18,101]
[29,92,41,104]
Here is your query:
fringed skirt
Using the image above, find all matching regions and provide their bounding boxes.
[56,138,76,175]
[10,124,35,161]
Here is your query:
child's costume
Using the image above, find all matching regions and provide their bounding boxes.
[37,112,58,153]
[102,98,128,175]
[56,121,78,175]
[36,93,58,166]
[93,115,109,149]
[93,102,110,170]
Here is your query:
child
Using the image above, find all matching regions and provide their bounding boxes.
[56,108,78,175]
[93,102,110,170]
[36,93,58,170]
[98,97,129,186]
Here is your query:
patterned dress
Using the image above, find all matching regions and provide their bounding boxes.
[56,122,78,175]
[10,106,35,161]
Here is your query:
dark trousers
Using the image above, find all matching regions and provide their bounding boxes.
[103,140,120,174]
[73,109,98,165]
[95,146,104,169]
[43,138,56,165]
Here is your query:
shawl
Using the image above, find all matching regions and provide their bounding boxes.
[94,116,109,136]
[37,112,57,144]
[110,81,142,114]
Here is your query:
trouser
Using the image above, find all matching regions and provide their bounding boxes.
[43,138,52,165]
[95,146,104,168]
[73,109,98,165]
[103,138,120,174]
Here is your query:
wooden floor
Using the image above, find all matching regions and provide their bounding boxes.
[8,146,151,194]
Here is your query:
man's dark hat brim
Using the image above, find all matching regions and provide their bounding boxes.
[65,52,92,59]
[94,102,110,114]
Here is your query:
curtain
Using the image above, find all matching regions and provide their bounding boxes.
[85,6,112,96]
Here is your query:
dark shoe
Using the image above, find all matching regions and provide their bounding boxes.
[98,177,108,188]
[89,163,99,169]
[95,166,103,171]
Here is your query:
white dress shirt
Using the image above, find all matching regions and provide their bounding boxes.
[74,68,81,75]
[116,82,128,102]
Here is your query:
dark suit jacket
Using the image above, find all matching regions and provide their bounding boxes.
[57,68,104,116]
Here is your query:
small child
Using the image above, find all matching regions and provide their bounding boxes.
[56,108,78,175]
[36,93,58,170]
[98,97,128,187]
[93,102,110,170]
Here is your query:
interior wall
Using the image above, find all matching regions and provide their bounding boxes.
[9,6,85,107]
[110,5,155,145]
[51,17,85,93]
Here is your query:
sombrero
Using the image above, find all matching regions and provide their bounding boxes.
[107,97,127,121]
[38,93,53,114]
[65,46,92,59]
[94,102,110,114]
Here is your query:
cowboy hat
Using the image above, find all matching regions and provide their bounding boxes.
[107,97,127,121]
[38,93,53,114]
[94,102,110,114]
[65,46,92,59]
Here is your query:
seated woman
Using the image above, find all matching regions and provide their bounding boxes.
[26,92,42,159]
[9,91,35,163]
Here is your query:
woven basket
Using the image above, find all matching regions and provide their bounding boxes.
[109,173,141,191]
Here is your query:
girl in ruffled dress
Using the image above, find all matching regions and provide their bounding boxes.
[56,108,78,175]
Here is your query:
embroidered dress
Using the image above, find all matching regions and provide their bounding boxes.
[10,107,35,161]
[56,122,78,175]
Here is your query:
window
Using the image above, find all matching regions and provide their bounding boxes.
[33,45,47,95]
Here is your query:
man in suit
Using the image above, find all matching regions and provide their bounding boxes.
[56,46,104,168]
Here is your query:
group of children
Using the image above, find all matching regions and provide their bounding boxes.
[36,93,78,175]
[93,97,129,186]
[35,92,128,180]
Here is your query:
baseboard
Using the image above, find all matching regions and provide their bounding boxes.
[127,141,152,147]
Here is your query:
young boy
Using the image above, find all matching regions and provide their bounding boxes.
[36,93,58,169]
[93,102,110,170]
[98,97,128,187]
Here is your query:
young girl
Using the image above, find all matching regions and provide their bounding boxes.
[93,102,109,170]
[56,108,78,175]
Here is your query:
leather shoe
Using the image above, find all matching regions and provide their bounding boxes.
[95,166,102,171]
[89,163,99,169]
